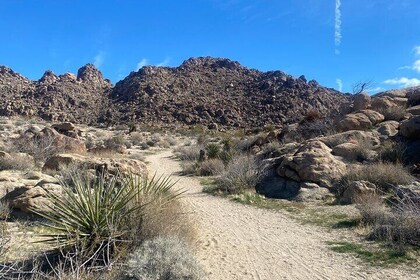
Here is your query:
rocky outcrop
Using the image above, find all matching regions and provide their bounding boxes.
[0,64,112,124]
[276,140,347,188]
[338,110,384,131]
[42,153,148,177]
[341,181,377,204]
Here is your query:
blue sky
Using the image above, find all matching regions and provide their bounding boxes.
[1,0,419,93]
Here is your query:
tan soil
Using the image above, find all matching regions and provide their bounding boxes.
[147,150,419,280]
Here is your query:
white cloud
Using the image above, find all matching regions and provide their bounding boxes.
[334,0,342,54]
[136,58,149,70]
[93,51,105,68]
[336,78,343,92]
[157,57,171,67]
[414,45,420,56]
[384,77,420,88]
[413,59,420,72]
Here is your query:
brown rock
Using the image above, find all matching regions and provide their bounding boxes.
[332,143,360,161]
[407,105,420,115]
[338,110,384,131]
[399,116,420,139]
[341,181,376,204]
[375,121,399,137]
[278,140,347,188]
[42,153,148,177]
[353,93,371,111]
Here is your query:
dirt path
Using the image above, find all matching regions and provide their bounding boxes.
[147,150,418,280]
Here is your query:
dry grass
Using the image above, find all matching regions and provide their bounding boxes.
[198,159,225,176]
[140,198,197,246]
[173,145,202,161]
[0,154,34,171]
[122,236,205,280]
[357,193,420,249]
[214,154,261,194]
[342,162,415,191]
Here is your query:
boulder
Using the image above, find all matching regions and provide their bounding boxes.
[399,116,420,139]
[317,130,380,148]
[4,183,63,213]
[52,122,76,132]
[338,110,384,131]
[341,181,377,204]
[332,143,360,161]
[407,105,420,115]
[353,93,371,111]
[294,184,333,202]
[256,169,300,199]
[39,127,86,154]
[407,87,420,106]
[375,121,399,137]
[371,97,397,110]
[277,140,347,188]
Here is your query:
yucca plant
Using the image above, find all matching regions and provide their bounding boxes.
[205,143,220,159]
[31,173,182,252]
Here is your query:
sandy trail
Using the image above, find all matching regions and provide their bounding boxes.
[147,150,418,280]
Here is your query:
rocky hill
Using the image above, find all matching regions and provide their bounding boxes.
[0,57,350,128]
[110,57,349,128]
[0,64,112,125]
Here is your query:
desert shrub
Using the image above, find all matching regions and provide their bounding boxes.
[196,134,208,146]
[205,143,220,159]
[166,137,178,146]
[358,194,420,248]
[236,136,258,151]
[157,140,170,148]
[180,161,199,175]
[0,154,34,171]
[140,198,196,244]
[174,145,202,161]
[11,134,64,163]
[146,140,156,147]
[215,155,261,194]
[122,236,205,280]
[104,134,130,150]
[377,140,406,163]
[342,162,415,191]
[356,194,389,225]
[139,142,149,150]
[281,119,336,143]
[198,159,225,176]
[258,141,282,160]
[377,105,407,121]
[32,173,181,263]
[130,132,144,146]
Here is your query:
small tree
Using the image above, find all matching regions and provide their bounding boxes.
[352,80,374,94]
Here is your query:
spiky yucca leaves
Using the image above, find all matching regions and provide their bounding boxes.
[31,173,181,251]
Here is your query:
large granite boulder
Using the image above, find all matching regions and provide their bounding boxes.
[276,140,347,188]
[338,110,384,131]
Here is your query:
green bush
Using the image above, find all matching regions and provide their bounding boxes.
[205,143,220,159]
[122,236,205,280]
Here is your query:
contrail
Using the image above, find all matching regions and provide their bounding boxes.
[335,0,342,54]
